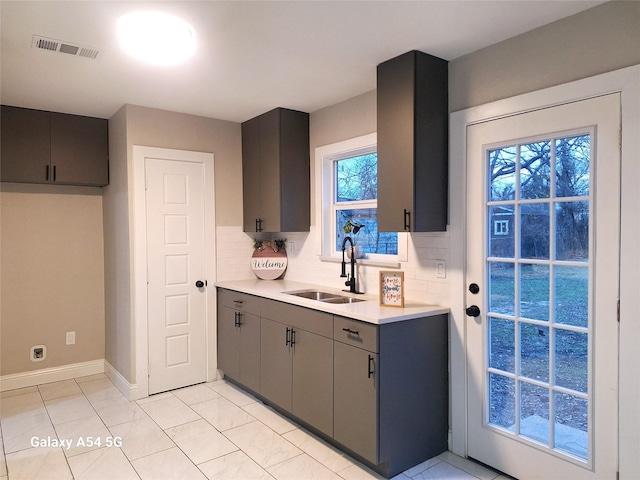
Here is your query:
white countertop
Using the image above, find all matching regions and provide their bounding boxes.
[215,279,449,325]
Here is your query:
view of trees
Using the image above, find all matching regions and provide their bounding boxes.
[335,153,398,255]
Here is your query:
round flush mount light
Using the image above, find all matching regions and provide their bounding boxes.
[117,11,195,66]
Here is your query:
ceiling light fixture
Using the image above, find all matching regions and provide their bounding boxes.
[117,11,195,66]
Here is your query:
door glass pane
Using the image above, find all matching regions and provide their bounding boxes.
[486,133,591,462]
[519,264,549,321]
[489,317,514,373]
[555,201,589,261]
[520,203,549,259]
[520,382,550,445]
[520,323,549,382]
[489,373,515,431]
[489,146,516,201]
[554,329,588,393]
[554,266,588,327]
[489,262,514,316]
[520,141,551,200]
[489,206,514,257]
[555,135,590,198]
[554,392,588,459]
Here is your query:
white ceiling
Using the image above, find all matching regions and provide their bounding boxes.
[1,1,605,123]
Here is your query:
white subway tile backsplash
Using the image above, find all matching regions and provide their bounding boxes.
[216,226,451,306]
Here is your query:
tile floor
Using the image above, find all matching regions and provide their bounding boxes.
[0,375,511,480]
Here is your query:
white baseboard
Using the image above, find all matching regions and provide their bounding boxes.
[0,359,105,392]
[104,360,138,401]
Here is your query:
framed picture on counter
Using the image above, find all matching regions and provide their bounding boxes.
[379,271,404,307]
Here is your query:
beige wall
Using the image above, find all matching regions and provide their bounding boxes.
[449,1,640,112]
[103,104,241,383]
[1,185,105,375]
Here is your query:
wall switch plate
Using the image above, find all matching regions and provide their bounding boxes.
[436,260,447,279]
[66,331,76,345]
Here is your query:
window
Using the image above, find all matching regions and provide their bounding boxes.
[316,133,398,260]
[494,219,509,236]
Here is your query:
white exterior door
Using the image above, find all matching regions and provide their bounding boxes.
[146,156,207,395]
[466,94,620,479]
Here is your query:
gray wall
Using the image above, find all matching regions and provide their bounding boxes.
[449,1,640,112]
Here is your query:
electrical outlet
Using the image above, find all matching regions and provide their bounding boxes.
[66,331,76,345]
[288,241,295,254]
[436,260,447,279]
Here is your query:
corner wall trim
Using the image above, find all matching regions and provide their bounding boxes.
[0,359,105,392]
[104,360,138,401]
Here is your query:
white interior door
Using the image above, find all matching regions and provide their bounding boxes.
[466,94,620,479]
[146,157,207,395]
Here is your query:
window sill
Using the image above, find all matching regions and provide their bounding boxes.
[319,256,401,269]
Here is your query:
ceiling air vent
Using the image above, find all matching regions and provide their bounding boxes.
[32,35,99,59]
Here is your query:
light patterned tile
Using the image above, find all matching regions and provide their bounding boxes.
[78,378,124,409]
[172,384,220,405]
[282,428,353,473]
[135,391,175,405]
[138,395,200,429]
[242,403,297,435]
[45,394,96,426]
[0,435,6,477]
[336,462,385,480]
[5,446,73,480]
[95,398,147,427]
[267,453,341,479]
[164,419,237,465]
[131,447,206,480]
[438,452,499,480]
[209,381,258,407]
[198,450,273,480]
[53,415,112,457]
[0,392,45,421]
[191,396,255,432]
[109,417,175,461]
[68,447,139,480]
[223,421,302,469]
[413,461,479,480]
[401,457,442,477]
[1,412,56,454]
[0,386,38,399]
[38,379,82,401]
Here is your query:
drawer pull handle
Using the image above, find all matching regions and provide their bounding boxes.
[234,311,243,327]
[233,300,243,305]
[285,327,291,346]
[368,355,375,378]
[342,328,359,336]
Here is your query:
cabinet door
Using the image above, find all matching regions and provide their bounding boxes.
[377,52,416,233]
[257,108,281,232]
[242,117,262,232]
[292,329,333,436]
[1,106,50,184]
[260,317,292,411]
[238,310,261,393]
[217,306,240,380]
[334,341,378,463]
[50,112,108,186]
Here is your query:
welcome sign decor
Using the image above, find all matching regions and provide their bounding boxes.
[251,240,288,280]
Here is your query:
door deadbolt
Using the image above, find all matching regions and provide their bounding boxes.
[469,283,480,294]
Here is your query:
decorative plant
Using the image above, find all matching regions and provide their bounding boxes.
[254,238,287,252]
[341,219,364,244]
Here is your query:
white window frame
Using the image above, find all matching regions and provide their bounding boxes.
[315,133,404,263]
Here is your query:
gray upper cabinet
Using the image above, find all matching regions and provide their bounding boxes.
[377,50,448,232]
[242,107,310,233]
[1,105,109,186]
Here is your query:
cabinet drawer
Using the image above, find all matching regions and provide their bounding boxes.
[334,316,378,353]
[218,288,261,316]
[261,299,333,338]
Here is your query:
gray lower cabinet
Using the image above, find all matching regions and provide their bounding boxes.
[260,300,334,437]
[333,314,449,478]
[217,289,261,393]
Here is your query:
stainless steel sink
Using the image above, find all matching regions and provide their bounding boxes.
[285,290,342,301]
[283,289,365,304]
[321,296,365,304]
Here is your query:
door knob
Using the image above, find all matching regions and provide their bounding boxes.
[466,305,481,317]
[195,280,205,288]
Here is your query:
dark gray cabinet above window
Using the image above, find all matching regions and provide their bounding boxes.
[242,107,310,233]
[1,105,109,186]
[377,50,448,232]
